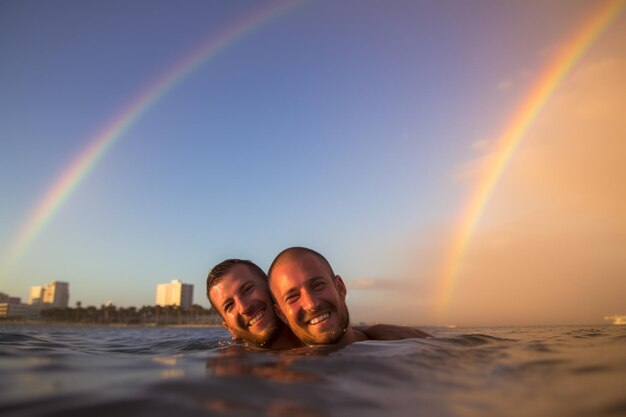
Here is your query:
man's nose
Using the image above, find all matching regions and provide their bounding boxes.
[300,290,319,311]
[235,295,253,315]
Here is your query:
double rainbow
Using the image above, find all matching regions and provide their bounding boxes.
[437,0,626,314]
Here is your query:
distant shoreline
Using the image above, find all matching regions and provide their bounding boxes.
[0,320,222,329]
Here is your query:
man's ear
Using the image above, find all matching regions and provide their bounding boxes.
[221,321,239,341]
[274,303,288,324]
[335,275,347,299]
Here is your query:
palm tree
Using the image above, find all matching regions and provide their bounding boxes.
[75,301,82,322]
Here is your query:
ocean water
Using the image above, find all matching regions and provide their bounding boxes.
[0,325,624,417]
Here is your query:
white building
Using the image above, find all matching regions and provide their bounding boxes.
[156,279,193,310]
[29,281,70,308]
[0,303,40,319]
[29,286,44,305]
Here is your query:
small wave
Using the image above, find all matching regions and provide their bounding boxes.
[439,334,515,346]
[82,337,224,355]
[524,341,555,353]
[0,332,39,344]
[0,328,229,357]
[0,394,161,417]
[566,328,607,338]
[609,332,626,343]
[570,364,609,374]
[0,332,72,353]
[144,337,222,354]
[517,358,569,370]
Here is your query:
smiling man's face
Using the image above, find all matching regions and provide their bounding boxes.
[209,264,282,347]
[269,252,349,345]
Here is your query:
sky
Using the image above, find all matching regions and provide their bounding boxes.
[1,0,625,326]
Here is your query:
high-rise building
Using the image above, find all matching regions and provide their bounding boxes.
[156,279,193,310]
[29,286,44,305]
[29,281,70,308]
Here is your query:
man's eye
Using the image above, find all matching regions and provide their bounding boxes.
[285,294,299,304]
[313,282,325,291]
[224,303,233,312]
[243,285,253,294]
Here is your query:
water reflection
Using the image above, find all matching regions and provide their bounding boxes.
[204,345,343,382]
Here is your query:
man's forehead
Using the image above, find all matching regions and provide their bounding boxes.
[212,265,264,294]
[275,253,332,277]
[271,256,334,291]
[228,263,264,279]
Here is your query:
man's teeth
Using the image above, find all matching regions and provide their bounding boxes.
[309,313,330,325]
[248,310,264,326]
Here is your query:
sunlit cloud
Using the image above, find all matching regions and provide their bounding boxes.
[345,236,444,324]
[347,277,408,291]
[604,315,626,325]
[347,278,377,290]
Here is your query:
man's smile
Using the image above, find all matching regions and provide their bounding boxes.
[247,309,265,328]
[308,312,330,326]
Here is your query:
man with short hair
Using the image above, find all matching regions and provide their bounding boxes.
[267,246,430,346]
[206,259,303,349]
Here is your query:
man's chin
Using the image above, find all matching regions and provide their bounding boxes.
[300,328,343,345]
[246,325,280,348]
[299,317,349,345]
[301,320,344,343]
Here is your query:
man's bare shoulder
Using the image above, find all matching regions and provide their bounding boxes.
[355,324,432,340]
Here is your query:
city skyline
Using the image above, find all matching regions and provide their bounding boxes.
[1,1,625,326]
[3,278,197,309]
[29,280,70,308]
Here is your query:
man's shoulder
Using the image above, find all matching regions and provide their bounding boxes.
[357,324,432,340]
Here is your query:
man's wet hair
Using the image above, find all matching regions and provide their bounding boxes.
[206,259,267,314]
[267,247,336,282]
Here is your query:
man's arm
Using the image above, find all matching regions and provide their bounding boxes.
[355,324,432,340]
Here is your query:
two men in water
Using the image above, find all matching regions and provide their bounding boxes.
[207,247,430,350]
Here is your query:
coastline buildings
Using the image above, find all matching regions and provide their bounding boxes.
[29,281,70,308]
[0,292,40,319]
[156,279,193,310]
[1,281,71,319]
[0,292,21,304]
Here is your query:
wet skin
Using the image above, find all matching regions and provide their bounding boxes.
[209,264,284,348]
[209,260,430,349]
[269,253,366,346]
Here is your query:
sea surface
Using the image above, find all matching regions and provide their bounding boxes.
[0,325,624,417]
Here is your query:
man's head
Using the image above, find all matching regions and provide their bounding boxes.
[207,259,282,347]
[268,247,350,345]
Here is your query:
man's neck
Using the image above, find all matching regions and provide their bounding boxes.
[266,326,304,350]
[334,326,369,347]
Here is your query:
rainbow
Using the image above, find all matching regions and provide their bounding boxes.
[437,0,626,315]
[1,0,300,272]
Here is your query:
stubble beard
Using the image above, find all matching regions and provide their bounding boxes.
[243,319,282,348]
[297,301,350,345]
[231,306,282,348]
